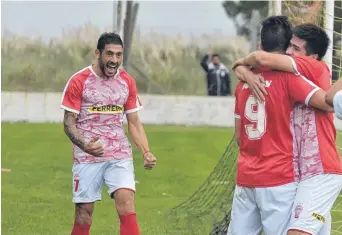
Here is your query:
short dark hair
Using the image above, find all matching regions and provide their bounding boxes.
[97,32,123,53]
[260,15,292,53]
[292,23,329,60]
[212,53,220,58]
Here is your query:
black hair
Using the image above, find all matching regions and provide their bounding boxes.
[212,53,220,58]
[260,15,292,53]
[292,23,330,60]
[96,32,123,53]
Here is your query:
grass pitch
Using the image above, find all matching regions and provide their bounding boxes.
[1,123,232,235]
[2,123,342,235]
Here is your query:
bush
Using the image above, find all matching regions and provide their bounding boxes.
[1,23,249,95]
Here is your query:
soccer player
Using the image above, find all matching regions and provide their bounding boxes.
[232,23,332,102]
[60,32,157,235]
[233,23,342,235]
[326,77,342,119]
[229,16,334,235]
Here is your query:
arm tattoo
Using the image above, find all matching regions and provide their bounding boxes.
[63,111,86,150]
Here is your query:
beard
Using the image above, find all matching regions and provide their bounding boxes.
[99,59,120,78]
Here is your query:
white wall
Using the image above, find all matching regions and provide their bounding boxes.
[2,91,342,130]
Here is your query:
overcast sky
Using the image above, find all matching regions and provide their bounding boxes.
[1,1,236,39]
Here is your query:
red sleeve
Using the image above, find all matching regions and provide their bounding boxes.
[123,75,143,113]
[289,56,331,90]
[234,82,243,119]
[60,75,84,114]
[287,74,320,106]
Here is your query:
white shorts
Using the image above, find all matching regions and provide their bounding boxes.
[72,159,136,203]
[289,174,342,235]
[227,182,297,235]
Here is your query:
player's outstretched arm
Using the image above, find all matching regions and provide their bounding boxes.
[326,77,342,107]
[63,111,104,156]
[126,112,156,170]
[232,51,295,74]
[308,90,334,112]
[326,78,342,119]
[288,76,333,112]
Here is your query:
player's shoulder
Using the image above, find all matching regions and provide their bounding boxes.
[294,56,328,71]
[69,66,92,83]
[119,69,137,85]
[293,55,318,64]
[119,69,134,81]
[64,66,92,90]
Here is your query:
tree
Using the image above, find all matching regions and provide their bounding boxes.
[222,0,341,80]
[222,1,268,38]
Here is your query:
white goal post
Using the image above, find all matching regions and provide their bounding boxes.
[270,0,335,76]
[325,0,335,77]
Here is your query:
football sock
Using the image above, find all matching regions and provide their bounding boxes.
[71,221,91,235]
[120,212,140,235]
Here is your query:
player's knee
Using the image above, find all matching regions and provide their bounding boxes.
[114,189,135,215]
[287,229,312,235]
[115,196,135,215]
[75,203,94,225]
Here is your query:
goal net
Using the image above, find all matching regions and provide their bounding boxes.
[163,136,239,235]
[163,1,342,234]
[283,0,342,80]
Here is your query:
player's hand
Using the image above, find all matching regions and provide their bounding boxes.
[207,49,213,55]
[84,137,104,157]
[143,152,157,170]
[245,73,267,102]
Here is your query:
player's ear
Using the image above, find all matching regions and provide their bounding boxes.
[95,49,100,59]
[309,54,318,60]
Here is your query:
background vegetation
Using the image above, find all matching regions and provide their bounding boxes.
[1,26,248,95]
[2,0,341,94]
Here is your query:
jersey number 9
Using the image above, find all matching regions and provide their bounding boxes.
[244,96,266,140]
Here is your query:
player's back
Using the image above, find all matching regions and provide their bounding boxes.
[235,69,317,187]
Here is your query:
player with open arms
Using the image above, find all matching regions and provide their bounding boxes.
[61,32,157,235]
[229,16,333,235]
[233,22,342,235]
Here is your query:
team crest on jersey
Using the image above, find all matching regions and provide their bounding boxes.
[294,203,303,218]
[88,105,124,114]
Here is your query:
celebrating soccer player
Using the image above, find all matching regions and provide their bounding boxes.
[233,20,342,235]
[228,16,337,235]
[60,32,157,235]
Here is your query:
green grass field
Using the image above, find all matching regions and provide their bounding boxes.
[2,123,342,235]
[1,123,233,235]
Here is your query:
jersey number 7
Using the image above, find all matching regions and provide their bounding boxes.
[244,96,266,140]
